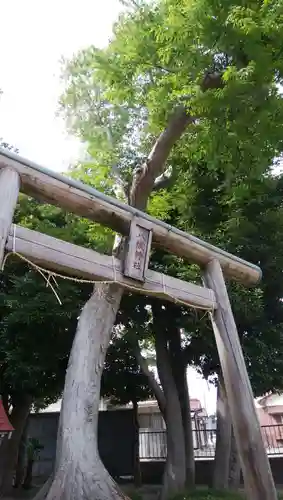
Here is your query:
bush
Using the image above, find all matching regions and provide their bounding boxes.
[128,491,143,500]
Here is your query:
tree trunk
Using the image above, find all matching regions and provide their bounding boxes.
[228,427,241,491]
[33,475,54,500]
[131,338,166,415]
[132,398,142,488]
[0,394,31,495]
[34,100,193,500]
[153,309,186,500]
[22,459,34,489]
[213,374,231,490]
[14,418,28,488]
[181,372,195,489]
[168,326,195,489]
[44,283,130,500]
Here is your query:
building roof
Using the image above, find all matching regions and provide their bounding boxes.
[256,393,283,408]
[0,400,13,432]
[190,399,202,411]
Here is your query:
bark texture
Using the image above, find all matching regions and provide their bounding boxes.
[228,428,241,490]
[132,398,142,487]
[35,96,195,500]
[168,325,195,488]
[23,458,34,490]
[131,338,166,415]
[213,375,232,490]
[156,334,186,500]
[0,394,31,496]
[135,305,195,498]
[14,419,28,488]
[45,284,129,500]
[153,307,186,500]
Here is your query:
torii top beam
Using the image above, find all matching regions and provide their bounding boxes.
[0,148,261,286]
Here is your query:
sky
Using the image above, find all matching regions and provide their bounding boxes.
[0,0,123,171]
[0,0,217,414]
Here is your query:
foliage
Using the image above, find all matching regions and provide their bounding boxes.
[0,197,100,408]
[102,328,152,406]
[127,491,143,500]
[26,438,43,461]
[59,0,283,399]
[171,158,283,395]
[0,193,152,411]
[0,140,18,153]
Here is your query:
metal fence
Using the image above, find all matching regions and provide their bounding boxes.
[139,425,283,461]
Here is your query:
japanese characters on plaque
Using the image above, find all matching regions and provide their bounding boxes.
[123,219,152,282]
[133,229,148,271]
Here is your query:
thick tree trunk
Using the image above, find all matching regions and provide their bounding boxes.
[14,418,28,488]
[0,394,31,496]
[43,283,130,500]
[153,309,186,500]
[213,375,231,490]
[132,398,142,488]
[169,326,195,489]
[228,428,241,491]
[33,97,195,500]
[132,338,166,415]
[181,372,195,489]
[22,459,34,489]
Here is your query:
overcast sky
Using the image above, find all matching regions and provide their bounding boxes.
[0,0,217,414]
[0,0,123,171]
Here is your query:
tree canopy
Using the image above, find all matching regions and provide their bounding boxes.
[59,0,283,400]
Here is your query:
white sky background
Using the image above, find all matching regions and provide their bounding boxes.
[0,0,217,414]
[0,0,123,170]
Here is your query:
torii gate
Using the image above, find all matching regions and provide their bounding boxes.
[0,147,277,500]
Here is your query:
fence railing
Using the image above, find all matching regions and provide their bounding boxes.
[139,425,283,461]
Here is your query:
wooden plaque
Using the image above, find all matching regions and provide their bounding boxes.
[123,218,152,282]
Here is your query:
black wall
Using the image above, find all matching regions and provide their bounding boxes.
[28,412,283,488]
[28,409,135,479]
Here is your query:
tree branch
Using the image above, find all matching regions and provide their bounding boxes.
[153,167,173,191]
[131,337,166,414]
[130,105,192,209]
[129,72,223,210]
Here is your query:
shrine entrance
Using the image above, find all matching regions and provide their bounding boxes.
[0,147,276,500]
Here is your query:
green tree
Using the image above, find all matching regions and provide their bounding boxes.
[0,191,116,494]
[41,0,283,498]
[0,198,93,495]
[172,162,283,489]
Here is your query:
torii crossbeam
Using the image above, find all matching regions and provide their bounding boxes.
[0,148,276,500]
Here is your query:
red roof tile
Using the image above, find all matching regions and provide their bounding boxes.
[0,400,13,432]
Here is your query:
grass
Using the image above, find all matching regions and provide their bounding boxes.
[169,490,244,500]
[169,490,283,500]
[126,487,283,500]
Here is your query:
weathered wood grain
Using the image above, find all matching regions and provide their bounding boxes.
[0,151,261,285]
[204,259,277,500]
[123,218,152,282]
[6,225,216,311]
[0,168,20,267]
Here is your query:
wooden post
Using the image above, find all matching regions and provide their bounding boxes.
[204,259,277,500]
[0,167,20,267]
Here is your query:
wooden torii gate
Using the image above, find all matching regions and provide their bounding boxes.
[0,148,277,500]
